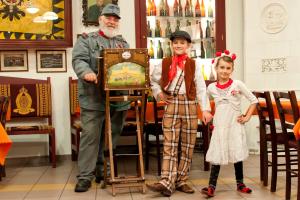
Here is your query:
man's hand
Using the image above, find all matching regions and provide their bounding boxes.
[83,72,98,84]
[158,92,173,104]
[202,111,213,125]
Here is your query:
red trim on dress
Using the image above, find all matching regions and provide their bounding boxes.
[216,79,233,89]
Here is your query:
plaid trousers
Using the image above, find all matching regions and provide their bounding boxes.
[159,94,198,192]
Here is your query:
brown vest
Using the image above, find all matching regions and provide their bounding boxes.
[160,57,196,100]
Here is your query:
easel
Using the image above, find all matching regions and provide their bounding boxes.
[98,49,149,196]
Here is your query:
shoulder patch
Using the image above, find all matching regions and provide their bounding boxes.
[81,32,88,39]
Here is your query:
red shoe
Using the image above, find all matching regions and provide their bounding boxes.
[201,186,215,197]
[237,183,252,193]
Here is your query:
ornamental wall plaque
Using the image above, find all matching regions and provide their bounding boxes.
[260,3,288,34]
[261,57,287,73]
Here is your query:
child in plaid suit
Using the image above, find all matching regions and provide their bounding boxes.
[146,30,212,196]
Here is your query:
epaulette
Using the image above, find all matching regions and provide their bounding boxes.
[81,32,89,39]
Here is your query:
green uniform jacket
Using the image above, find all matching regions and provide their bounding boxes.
[72,31,130,111]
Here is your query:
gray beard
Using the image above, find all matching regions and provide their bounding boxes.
[99,21,119,38]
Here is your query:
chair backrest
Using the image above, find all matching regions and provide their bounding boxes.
[153,98,165,126]
[69,77,80,123]
[0,77,52,121]
[0,96,9,127]
[254,91,277,135]
[273,91,300,134]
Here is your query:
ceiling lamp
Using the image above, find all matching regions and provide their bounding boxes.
[33,16,47,23]
[43,11,58,20]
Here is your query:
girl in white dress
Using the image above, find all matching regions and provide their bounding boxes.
[201,50,258,197]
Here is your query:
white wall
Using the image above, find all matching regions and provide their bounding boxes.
[5,0,136,157]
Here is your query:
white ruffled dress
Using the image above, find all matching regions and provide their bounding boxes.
[205,80,258,165]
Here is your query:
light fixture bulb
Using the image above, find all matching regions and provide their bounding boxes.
[43,11,58,20]
[33,16,47,23]
[26,6,39,14]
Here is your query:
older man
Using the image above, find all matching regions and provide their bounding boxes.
[72,4,130,192]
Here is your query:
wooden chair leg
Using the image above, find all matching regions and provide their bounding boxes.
[49,132,56,168]
[285,145,291,200]
[145,131,150,171]
[0,165,2,181]
[113,155,118,177]
[262,140,268,186]
[155,130,161,176]
[270,143,278,192]
[259,125,265,183]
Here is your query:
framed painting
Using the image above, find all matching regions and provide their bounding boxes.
[82,0,118,26]
[0,50,28,72]
[98,48,150,90]
[0,0,73,48]
[36,50,67,73]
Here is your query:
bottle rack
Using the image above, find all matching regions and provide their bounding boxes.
[147,0,217,81]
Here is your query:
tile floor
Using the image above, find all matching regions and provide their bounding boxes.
[0,153,297,200]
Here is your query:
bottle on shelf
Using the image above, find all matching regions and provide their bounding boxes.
[205,20,211,38]
[199,20,203,39]
[195,0,201,17]
[159,0,166,16]
[149,39,155,59]
[210,20,215,38]
[165,19,172,38]
[208,0,214,17]
[147,20,152,37]
[205,39,212,58]
[199,20,206,57]
[155,19,162,37]
[165,0,170,16]
[178,0,183,16]
[200,41,205,58]
[151,0,156,16]
[175,19,181,31]
[164,41,172,57]
[189,0,193,17]
[157,40,164,59]
[200,0,205,17]
[147,0,152,16]
[185,19,193,37]
[209,65,215,81]
[173,0,179,16]
[185,0,192,17]
[201,64,208,80]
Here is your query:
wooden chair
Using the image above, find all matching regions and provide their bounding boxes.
[69,77,81,161]
[0,76,56,168]
[0,96,9,181]
[254,91,288,192]
[273,91,300,200]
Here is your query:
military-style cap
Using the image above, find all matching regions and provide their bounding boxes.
[101,3,121,19]
[170,30,191,43]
